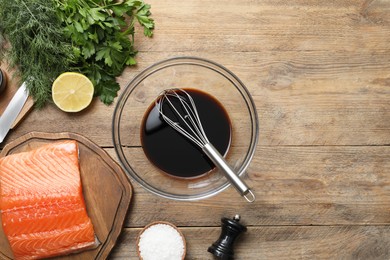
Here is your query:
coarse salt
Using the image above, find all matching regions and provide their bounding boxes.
[138,223,185,260]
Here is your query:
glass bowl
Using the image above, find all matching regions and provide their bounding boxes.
[112,57,259,201]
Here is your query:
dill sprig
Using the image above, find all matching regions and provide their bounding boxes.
[0,0,75,108]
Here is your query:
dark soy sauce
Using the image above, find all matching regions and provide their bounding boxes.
[141,88,232,178]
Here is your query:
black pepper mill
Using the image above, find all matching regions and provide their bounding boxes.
[208,215,247,260]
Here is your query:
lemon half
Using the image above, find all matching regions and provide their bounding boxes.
[52,72,94,112]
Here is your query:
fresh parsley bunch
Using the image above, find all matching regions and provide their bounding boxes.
[55,0,154,104]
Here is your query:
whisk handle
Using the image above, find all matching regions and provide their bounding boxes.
[202,143,255,203]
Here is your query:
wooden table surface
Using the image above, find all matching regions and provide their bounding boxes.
[1,0,390,259]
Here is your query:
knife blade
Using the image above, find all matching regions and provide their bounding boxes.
[0,82,29,143]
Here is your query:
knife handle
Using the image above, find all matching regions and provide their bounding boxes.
[0,68,7,94]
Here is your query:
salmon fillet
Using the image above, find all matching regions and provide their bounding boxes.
[0,140,97,259]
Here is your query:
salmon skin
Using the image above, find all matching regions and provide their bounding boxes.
[0,140,98,259]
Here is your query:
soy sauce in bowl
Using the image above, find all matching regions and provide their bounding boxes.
[141,88,231,179]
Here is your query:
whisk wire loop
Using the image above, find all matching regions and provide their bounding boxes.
[157,89,209,147]
[179,90,210,144]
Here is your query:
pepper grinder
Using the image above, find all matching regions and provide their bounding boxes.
[208,215,247,260]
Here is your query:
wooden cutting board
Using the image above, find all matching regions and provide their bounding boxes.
[0,132,133,259]
[0,66,34,128]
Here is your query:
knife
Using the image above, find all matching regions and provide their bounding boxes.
[0,82,29,143]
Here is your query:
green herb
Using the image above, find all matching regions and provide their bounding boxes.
[0,0,154,107]
[0,0,75,108]
[54,0,154,104]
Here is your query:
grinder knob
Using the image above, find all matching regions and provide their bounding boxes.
[208,215,247,259]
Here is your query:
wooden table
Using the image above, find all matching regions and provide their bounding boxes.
[1,0,390,259]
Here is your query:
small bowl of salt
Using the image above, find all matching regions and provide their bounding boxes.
[136,221,186,260]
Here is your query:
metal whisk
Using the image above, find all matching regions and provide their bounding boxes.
[156,88,255,203]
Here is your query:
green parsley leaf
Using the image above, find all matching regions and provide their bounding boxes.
[95,79,120,104]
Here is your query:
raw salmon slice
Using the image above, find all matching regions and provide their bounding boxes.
[0,140,98,259]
